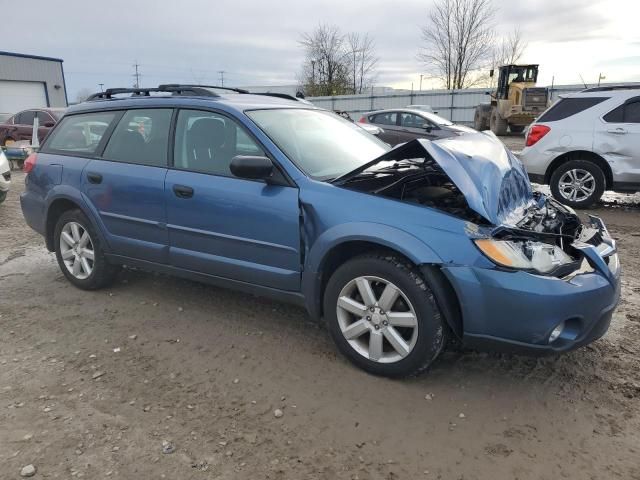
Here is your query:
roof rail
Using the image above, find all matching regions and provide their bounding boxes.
[158,83,250,94]
[86,85,220,101]
[581,84,640,93]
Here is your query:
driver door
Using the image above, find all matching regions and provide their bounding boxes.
[398,112,438,142]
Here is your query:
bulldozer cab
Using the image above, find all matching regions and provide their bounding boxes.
[495,65,539,99]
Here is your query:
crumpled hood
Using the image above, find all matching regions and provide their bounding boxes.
[340,132,534,225]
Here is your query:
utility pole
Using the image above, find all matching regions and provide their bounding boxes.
[598,73,606,86]
[133,61,141,88]
[218,71,225,87]
[419,74,423,91]
[98,83,104,92]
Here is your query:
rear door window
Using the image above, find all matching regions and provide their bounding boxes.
[36,111,54,125]
[46,112,118,154]
[371,112,397,126]
[537,97,609,122]
[102,109,172,167]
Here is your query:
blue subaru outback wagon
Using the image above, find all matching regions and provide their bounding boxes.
[20,85,621,377]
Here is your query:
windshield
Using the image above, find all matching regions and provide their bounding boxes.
[419,111,453,126]
[247,109,390,180]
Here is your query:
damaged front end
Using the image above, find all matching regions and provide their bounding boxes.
[334,133,618,279]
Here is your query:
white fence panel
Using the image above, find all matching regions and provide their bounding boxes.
[307,83,620,125]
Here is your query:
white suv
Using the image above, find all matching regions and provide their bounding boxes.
[0,149,10,204]
[520,86,640,207]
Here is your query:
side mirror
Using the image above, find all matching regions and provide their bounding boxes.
[422,123,433,133]
[43,121,55,128]
[230,155,274,181]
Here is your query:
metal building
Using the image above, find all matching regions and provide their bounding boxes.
[0,51,67,117]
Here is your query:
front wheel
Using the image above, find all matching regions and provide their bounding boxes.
[549,160,605,208]
[323,253,446,377]
[54,209,119,289]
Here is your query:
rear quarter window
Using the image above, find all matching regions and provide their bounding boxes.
[537,97,609,122]
[45,112,118,155]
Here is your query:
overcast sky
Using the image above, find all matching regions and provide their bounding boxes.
[4,0,637,99]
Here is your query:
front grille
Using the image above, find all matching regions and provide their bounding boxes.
[2,171,10,181]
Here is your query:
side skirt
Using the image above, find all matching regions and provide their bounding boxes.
[106,254,307,308]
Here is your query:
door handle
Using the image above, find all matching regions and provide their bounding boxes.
[173,184,194,198]
[607,128,627,135]
[87,172,102,184]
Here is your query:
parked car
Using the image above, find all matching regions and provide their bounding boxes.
[359,108,475,146]
[0,149,10,203]
[0,108,66,146]
[21,85,620,377]
[520,85,640,207]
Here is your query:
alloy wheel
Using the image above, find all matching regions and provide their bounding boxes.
[336,276,419,363]
[59,221,95,280]
[558,168,596,202]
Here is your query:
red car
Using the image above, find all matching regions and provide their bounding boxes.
[0,108,66,146]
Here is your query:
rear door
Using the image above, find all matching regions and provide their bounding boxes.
[596,96,640,185]
[79,108,173,263]
[165,108,301,291]
[15,110,36,142]
[369,112,399,145]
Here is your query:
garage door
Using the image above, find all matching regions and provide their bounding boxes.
[0,80,48,115]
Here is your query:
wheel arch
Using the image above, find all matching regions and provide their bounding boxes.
[545,150,613,189]
[44,195,105,252]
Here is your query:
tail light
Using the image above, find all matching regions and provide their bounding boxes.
[358,116,367,123]
[525,125,551,147]
[23,153,38,173]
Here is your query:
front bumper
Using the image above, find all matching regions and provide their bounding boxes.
[443,218,621,356]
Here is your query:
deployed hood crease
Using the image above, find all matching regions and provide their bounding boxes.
[337,132,534,226]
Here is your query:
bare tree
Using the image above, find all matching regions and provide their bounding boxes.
[299,24,350,96]
[418,0,496,89]
[495,28,527,66]
[75,88,93,103]
[346,33,379,94]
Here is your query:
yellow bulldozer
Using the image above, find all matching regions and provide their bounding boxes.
[474,64,550,135]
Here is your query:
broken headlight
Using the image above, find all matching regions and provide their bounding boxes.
[475,239,574,274]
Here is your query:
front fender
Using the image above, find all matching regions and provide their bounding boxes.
[302,222,442,319]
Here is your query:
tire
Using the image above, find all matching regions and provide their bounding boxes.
[323,253,446,378]
[490,108,508,135]
[54,209,119,290]
[0,190,6,204]
[509,125,525,134]
[549,160,606,208]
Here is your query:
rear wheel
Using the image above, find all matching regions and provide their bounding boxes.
[323,253,446,377]
[54,209,119,289]
[549,160,606,208]
[490,108,508,135]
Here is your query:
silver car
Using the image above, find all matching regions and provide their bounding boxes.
[359,108,475,146]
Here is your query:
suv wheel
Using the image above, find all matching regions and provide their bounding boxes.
[550,160,605,208]
[323,253,446,377]
[54,209,118,289]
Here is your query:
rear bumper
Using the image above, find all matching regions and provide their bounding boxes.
[442,253,621,356]
[20,189,46,236]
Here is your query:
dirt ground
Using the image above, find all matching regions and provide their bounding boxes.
[2,162,640,479]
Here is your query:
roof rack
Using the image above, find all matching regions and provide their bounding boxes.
[86,85,220,101]
[581,84,640,92]
[158,83,250,94]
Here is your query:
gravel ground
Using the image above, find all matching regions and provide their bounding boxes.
[2,165,640,479]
